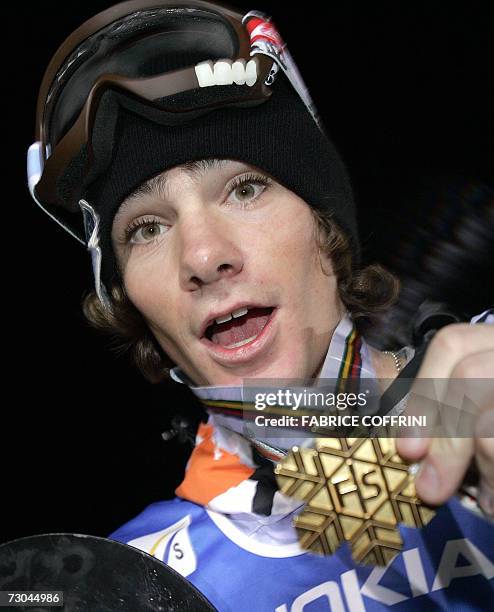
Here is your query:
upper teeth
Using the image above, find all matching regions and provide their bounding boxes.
[195,58,258,88]
[215,307,249,325]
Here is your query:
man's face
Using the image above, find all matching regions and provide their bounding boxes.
[112,159,344,386]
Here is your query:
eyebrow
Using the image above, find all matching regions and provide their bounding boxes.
[120,158,230,208]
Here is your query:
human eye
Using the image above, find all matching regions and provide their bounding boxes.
[125,216,168,245]
[227,173,271,207]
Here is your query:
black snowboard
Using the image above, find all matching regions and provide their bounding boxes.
[0,533,217,611]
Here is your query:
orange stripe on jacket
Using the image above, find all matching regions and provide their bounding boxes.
[176,423,255,506]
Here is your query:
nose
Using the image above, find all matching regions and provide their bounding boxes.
[179,213,244,291]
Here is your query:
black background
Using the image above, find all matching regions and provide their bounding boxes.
[2,1,493,543]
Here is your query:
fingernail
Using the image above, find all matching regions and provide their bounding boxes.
[417,460,439,491]
[401,436,424,454]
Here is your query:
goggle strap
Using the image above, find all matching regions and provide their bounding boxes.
[27,142,86,245]
[79,199,112,311]
[277,47,321,131]
[243,10,322,130]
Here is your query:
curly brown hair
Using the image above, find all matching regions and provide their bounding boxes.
[82,208,399,383]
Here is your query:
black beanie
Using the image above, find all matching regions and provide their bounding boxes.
[87,73,358,287]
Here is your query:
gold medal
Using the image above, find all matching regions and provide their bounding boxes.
[275,438,436,566]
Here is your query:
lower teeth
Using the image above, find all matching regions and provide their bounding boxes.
[225,334,258,349]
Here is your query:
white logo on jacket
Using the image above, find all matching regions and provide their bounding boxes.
[127,515,197,577]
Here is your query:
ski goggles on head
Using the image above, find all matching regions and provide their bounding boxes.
[27,0,318,246]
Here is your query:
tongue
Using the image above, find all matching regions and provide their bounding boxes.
[210,307,273,348]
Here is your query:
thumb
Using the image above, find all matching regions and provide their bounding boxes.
[475,408,494,518]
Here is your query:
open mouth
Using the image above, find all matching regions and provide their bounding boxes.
[204,306,275,349]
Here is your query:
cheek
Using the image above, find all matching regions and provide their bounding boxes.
[266,208,327,286]
[247,204,315,265]
[124,267,187,363]
[123,263,151,313]
[274,209,339,324]
[122,260,174,330]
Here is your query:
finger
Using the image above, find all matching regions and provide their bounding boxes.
[396,435,430,462]
[415,436,474,505]
[475,409,494,517]
[398,329,493,495]
[396,384,439,460]
[416,323,494,379]
[399,350,494,457]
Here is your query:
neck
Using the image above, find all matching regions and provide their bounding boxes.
[370,346,401,392]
